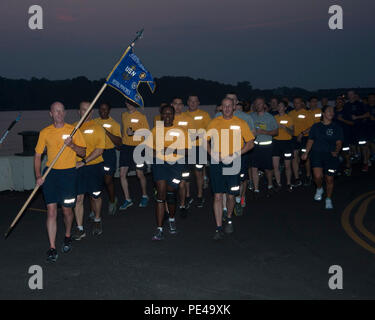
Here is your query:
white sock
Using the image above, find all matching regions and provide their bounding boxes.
[268,185,273,189]
[158,227,163,231]
[254,189,260,193]
[317,187,323,193]
[94,218,101,222]
[169,218,175,222]
[235,197,241,203]
[78,226,83,231]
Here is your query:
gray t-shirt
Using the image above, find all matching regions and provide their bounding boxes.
[250,112,278,143]
[214,111,255,133]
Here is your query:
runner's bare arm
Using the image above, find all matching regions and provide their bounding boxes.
[301,139,314,160]
[34,153,44,186]
[64,137,86,158]
[83,148,104,163]
[105,130,122,147]
[240,139,254,155]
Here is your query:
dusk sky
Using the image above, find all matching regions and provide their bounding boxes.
[1,0,374,90]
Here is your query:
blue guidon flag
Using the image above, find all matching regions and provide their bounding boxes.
[106,47,155,107]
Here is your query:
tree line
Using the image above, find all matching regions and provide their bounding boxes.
[0,76,373,110]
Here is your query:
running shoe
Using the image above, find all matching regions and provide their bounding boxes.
[72,228,86,241]
[213,229,225,240]
[108,197,118,215]
[179,206,188,219]
[287,184,293,192]
[274,184,282,193]
[46,248,58,262]
[303,176,312,186]
[61,236,72,253]
[234,201,243,216]
[139,196,149,208]
[92,221,103,236]
[224,219,234,234]
[344,168,352,177]
[152,229,164,241]
[222,208,228,222]
[325,198,333,210]
[248,180,254,191]
[293,179,302,187]
[314,188,324,201]
[89,211,95,220]
[195,197,205,208]
[168,219,177,234]
[119,199,133,210]
[240,196,246,208]
[186,196,194,209]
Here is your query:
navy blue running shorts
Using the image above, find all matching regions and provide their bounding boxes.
[42,167,77,208]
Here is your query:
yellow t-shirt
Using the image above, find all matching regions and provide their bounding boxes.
[122,110,149,146]
[35,123,86,170]
[173,112,196,130]
[206,116,254,158]
[144,124,190,162]
[174,112,203,147]
[153,114,161,127]
[94,117,121,149]
[274,114,294,141]
[74,120,105,165]
[288,108,314,136]
[185,109,211,130]
[309,108,323,124]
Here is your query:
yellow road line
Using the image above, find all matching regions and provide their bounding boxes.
[354,195,375,244]
[341,191,375,255]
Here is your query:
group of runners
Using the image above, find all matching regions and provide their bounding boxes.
[33,90,375,262]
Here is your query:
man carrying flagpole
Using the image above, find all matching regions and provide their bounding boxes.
[34,102,86,262]
[5,29,156,239]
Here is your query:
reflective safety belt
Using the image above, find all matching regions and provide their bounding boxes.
[255,140,272,145]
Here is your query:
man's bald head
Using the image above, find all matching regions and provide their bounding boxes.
[50,101,65,112]
[49,102,66,126]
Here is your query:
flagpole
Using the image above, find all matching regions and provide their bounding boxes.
[5,29,144,238]
[0,113,21,146]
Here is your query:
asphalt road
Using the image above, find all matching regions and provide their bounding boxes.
[0,165,375,300]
